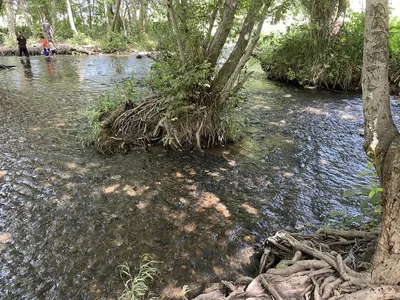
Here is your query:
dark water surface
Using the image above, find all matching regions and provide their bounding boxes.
[0,56,399,299]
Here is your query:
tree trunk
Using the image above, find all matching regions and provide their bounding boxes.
[104,0,109,25]
[205,0,223,48]
[111,0,122,31]
[362,0,400,285]
[18,0,31,26]
[221,0,270,99]
[206,0,238,67]
[5,0,16,42]
[66,0,78,34]
[51,0,56,30]
[130,0,137,33]
[138,0,146,34]
[212,0,265,96]
[166,0,185,62]
[87,0,92,29]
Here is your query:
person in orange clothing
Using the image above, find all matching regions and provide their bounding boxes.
[39,35,51,57]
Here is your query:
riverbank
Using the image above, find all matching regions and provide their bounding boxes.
[0,44,156,57]
[0,44,100,56]
[259,59,400,96]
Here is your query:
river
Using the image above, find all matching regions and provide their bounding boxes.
[0,55,399,299]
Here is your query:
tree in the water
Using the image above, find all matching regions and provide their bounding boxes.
[96,0,272,152]
[362,0,400,286]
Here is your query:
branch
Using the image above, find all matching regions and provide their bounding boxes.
[206,0,238,67]
[220,0,271,101]
[260,275,283,300]
[166,0,185,63]
[212,0,265,97]
[317,228,377,240]
[205,0,223,49]
[327,285,400,300]
[266,260,329,276]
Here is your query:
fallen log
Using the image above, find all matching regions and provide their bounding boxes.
[0,64,16,69]
[0,45,101,56]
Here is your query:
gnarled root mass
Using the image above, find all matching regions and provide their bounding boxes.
[95,96,230,153]
[192,229,400,300]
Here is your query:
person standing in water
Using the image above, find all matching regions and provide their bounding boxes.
[17,31,29,58]
[42,20,56,49]
[39,35,51,57]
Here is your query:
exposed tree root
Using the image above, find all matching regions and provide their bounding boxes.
[191,229,400,300]
[95,95,230,153]
[0,64,15,69]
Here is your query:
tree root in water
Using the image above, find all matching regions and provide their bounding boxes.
[192,229,400,300]
[96,96,229,153]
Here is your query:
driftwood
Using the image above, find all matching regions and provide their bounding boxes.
[0,64,15,69]
[191,229,400,300]
[0,45,158,58]
[0,45,101,56]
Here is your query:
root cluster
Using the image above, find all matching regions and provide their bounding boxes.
[95,96,229,153]
[192,229,400,300]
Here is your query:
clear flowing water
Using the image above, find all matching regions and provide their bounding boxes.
[0,56,399,299]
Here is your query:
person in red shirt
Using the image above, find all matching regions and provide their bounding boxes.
[39,35,51,57]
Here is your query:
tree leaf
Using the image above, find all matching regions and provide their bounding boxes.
[343,189,355,198]
[330,210,345,217]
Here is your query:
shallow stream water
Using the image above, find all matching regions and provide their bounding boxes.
[0,55,399,299]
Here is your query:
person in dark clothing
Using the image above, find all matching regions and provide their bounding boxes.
[17,31,29,57]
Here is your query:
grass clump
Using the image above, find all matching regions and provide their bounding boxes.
[117,254,161,300]
[81,76,140,146]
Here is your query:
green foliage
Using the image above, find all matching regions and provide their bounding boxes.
[117,254,161,300]
[328,157,382,230]
[0,30,6,45]
[389,17,400,60]
[147,56,212,107]
[67,32,96,46]
[53,20,75,40]
[258,12,365,90]
[131,34,156,51]
[100,32,129,53]
[259,12,400,90]
[81,76,138,145]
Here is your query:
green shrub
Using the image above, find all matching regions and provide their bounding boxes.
[101,32,129,53]
[53,20,74,40]
[390,17,400,60]
[258,13,400,90]
[67,32,96,46]
[258,12,365,90]
[81,76,139,145]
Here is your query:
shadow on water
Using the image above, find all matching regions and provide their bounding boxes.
[0,56,399,299]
